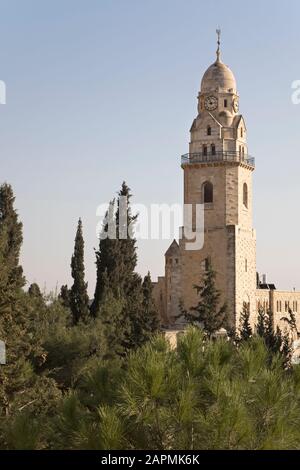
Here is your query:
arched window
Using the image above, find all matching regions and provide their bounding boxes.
[202,181,213,203]
[211,144,216,155]
[241,127,243,138]
[243,183,248,208]
[203,145,208,156]
[207,126,211,136]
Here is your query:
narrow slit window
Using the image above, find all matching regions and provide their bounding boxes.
[243,183,248,208]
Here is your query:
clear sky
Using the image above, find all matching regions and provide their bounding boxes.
[1,0,300,294]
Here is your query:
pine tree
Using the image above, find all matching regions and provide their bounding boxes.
[70,219,90,324]
[183,261,228,338]
[239,304,252,341]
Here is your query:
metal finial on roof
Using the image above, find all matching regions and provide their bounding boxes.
[216,27,221,62]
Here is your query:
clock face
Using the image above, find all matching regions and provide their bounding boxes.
[233,99,239,112]
[204,96,218,111]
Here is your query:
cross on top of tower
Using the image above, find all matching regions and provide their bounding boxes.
[216,28,221,62]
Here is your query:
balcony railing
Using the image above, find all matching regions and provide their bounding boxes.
[181,151,255,168]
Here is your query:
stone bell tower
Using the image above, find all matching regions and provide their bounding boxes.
[153,32,257,328]
[178,31,257,328]
[150,32,258,329]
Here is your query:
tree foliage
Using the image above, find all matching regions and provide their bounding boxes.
[254,308,292,367]
[182,261,228,337]
[1,181,300,451]
[70,219,90,325]
[2,328,300,450]
[91,182,158,354]
[239,304,253,341]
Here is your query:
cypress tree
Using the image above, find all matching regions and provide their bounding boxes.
[93,268,130,358]
[91,195,131,355]
[141,272,160,337]
[256,307,266,337]
[91,200,120,316]
[255,309,291,364]
[0,183,25,317]
[183,260,227,338]
[256,308,279,352]
[281,331,292,369]
[92,182,156,352]
[115,182,137,295]
[0,183,24,415]
[59,285,71,309]
[116,183,156,350]
[70,219,90,324]
[0,183,46,416]
[28,283,43,299]
[122,273,144,350]
[118,271,160,350]
[92,182,138,309]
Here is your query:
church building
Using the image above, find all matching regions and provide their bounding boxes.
[153,33,300,334]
